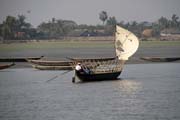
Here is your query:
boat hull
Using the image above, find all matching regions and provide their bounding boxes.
[0,63,15,70]
[75,71,121,81]
[0,56,44,62]
[141,57,180,62]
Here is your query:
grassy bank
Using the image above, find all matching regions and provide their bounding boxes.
[140,40,180,47]
[0,40,180,52]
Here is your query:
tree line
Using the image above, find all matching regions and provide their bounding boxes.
[0,11,180,40]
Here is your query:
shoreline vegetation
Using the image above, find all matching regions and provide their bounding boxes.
[1,14,180,41]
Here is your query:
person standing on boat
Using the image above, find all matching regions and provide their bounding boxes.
[75,63,90,74]
[73,62,90,83]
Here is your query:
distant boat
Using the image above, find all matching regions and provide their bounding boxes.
[32,65,72,70]
[0,63,15,70]
[27,59,72,66]
[140,57,180,62]
[72,25,139,82]
[0,56,44,62]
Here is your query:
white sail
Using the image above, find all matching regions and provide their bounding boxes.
[115,25,139,60]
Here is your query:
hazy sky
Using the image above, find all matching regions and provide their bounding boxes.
[0,0,180,27]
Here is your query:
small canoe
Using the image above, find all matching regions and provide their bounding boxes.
[0,56,44,62]
[32,65,73,70]
[27,59,72,66]
[0,63,15,70]
[140,57,180,62]
[75,70,121,81]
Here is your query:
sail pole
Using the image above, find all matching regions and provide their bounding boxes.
[114,25,117,58]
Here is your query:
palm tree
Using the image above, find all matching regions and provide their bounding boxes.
[99,11,108,25]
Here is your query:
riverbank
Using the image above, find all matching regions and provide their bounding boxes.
[0,40,180,68]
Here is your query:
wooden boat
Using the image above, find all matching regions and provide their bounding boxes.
[140,57,180,62]
[31,63,97,70]
[75,71,121,81]
[32,65,72,70]
[0,63,15,70]
[67,57,116,62]
[72,25,139,82]
[0,56,44,62]
[27,59,73,66]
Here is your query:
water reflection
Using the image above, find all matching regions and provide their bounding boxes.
[116,79,142,94]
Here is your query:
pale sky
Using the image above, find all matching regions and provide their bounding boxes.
[0,0,180,27]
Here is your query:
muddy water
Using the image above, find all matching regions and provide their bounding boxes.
[0,63,180,120]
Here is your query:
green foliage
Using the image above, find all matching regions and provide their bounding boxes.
[158,16,169,30]
[0,15,33,40]
[106,16,117,26]
[1,16,16,39]
[0,13,180,40]
[37,19,77,39]
[171,14,179,28]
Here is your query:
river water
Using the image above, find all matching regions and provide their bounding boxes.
[0,63,180,120]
